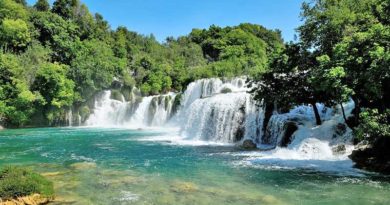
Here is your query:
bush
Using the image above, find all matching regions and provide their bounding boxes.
[220,87,232,94]
[110,90,123,101]
[79,106,90,122]
[0,166,54,200]
[354,109,390,142]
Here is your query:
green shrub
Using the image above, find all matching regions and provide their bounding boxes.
[354,109,390,142]
[0,166,54,200]
[79,106,90,121]
[110,90,123,101]
[220,87,232,94]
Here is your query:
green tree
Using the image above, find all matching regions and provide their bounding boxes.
[30,11,80,64]
[251,43,323,125]
[0,0,28,20]
[32,63,75,109]
[13,0,26,6]
[34,0,50,12]
[52,0,79,19]
[70,39,125,99]
[0,53,40,127]
[0,18,31,50]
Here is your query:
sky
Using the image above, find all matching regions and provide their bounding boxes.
[27,0,305,42]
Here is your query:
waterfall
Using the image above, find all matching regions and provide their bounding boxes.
[175,78,263,143]
[86,91,130,127]
[67,109,73,127]
[86,91,176,127]
[85,77,354,158]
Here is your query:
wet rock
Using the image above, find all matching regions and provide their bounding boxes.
[111,78,123,89]
[235,126,245,142]
[0,125,3,130]
[332,144,346,155]
[349,137,390,174]
[280,121,298,147]
[335,123,347,136]
[170,94,182,118]
[0,194,51,205]
[242,139,257,150]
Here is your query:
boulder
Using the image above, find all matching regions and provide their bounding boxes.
[349,137,390,174]
[242,139,257,150]
[332,144,346,155]
[0,125,3,130]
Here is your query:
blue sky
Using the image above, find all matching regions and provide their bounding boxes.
[27,0,304,42]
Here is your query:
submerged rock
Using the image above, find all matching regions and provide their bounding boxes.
[349,137,390,174]
[70,162,97,170]
[0,194,51,205]
[41,171,64,177]
[170,181,198,193]
[241,139,257,150]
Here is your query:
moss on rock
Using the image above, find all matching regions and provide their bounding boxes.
[0,166,54,202]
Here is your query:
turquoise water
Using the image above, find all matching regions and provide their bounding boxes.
[0,128,390,205]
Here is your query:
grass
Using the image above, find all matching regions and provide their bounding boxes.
[0,166,54,200]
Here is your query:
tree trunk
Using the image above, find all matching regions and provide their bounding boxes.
[311,102,322,125]
[340,102,355,130]
[350,96,361,128]
[340,102,348,123]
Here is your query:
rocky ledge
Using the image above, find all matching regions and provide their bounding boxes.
[241,139,257,150]
[0,194,51,205]
[349,137,390,174]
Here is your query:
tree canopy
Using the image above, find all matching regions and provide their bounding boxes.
[0,0,282,127]
[251,0,390,141]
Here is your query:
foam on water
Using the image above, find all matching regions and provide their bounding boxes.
[84,77,357,174]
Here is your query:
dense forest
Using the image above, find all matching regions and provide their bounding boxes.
[0,0,283,127]
[0,0,389,148]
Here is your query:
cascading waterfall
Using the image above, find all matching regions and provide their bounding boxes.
[86,90,176,127]
[86,91,129,126]
[175,78,263,143]
[85,77,355,164]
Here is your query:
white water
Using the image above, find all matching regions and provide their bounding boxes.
[86,91,176,128]
[67,109,73,127]
[85,77,356,173]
